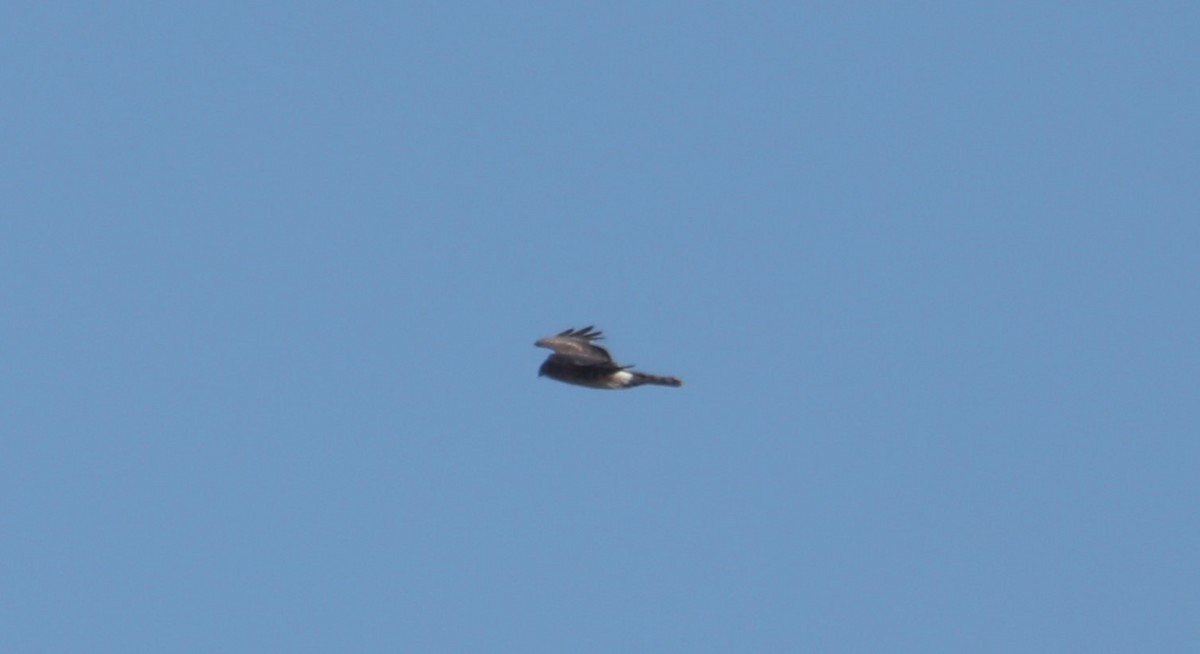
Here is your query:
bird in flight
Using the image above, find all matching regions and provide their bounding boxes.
[535,326,682,390]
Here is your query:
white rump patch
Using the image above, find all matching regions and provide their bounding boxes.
[612,370,635,386]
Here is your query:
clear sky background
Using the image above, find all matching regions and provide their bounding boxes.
[3,3,1197,652]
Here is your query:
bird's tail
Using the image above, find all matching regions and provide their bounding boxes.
[630,371,683,388]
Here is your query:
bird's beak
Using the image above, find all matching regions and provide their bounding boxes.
[534,338,547,348]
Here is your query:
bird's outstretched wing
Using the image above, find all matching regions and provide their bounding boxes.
[534,326,614,364]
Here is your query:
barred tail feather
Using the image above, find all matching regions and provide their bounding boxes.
[631,372,683,388]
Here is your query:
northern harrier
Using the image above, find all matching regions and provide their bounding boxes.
[535,326,682,389]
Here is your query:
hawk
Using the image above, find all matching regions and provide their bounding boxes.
[535,326,683,390]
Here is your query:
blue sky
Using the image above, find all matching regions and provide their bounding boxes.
[3,3,1198,651]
